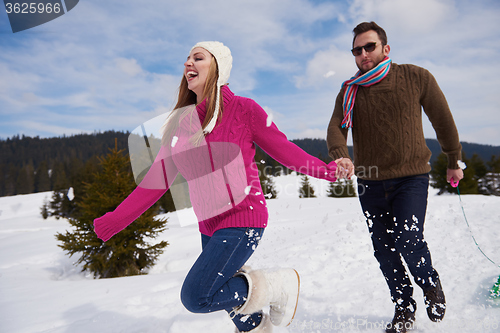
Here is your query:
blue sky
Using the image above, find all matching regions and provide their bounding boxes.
[1,0,499,145]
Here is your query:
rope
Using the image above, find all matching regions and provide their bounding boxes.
[452,165,500,299]
[455,187,500,299]
[456,186,500,268]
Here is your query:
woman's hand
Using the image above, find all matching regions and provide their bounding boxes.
[94,212,121,242]
[334,157,354,179]
[324,161,338,182]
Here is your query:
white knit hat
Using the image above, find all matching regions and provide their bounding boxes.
[190,41,232,134]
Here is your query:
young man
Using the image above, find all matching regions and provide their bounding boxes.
[327,22,463,333]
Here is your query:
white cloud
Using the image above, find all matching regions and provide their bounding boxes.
[115,58,144,77]
[294,128,327,140]
[293,45,357,89]
[262,106,285,126]
[347,0,457,34]
[1,0,345,138]
[0,0,499,145]
[323,71,336,78]
[14,120,89,138]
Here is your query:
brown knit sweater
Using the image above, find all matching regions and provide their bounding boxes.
[327,63,462,180]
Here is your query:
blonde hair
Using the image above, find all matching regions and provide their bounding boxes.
[162,55,223,146]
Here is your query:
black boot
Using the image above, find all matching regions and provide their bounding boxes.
[386,299,416,333]
[423,279,446,322]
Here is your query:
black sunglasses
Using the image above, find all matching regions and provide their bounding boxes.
[351,42,378,56]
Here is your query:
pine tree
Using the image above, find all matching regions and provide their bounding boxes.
[0,163,5,196]
[299,175,316,198]
[34,160,51,193]
[55,144,168,278]
[327,179,356,198]
[488,155,500,173]
[41,198,49,219]
[4,163,17,196]
[456,153,484,194]
[430,152,485,194]
[16,162,35,194]
[158,175,191,213]
[255,151,277,199]
[48,189,74,219]
[430,153,450,193]
[480,155,500,196]
[261,175,278,199]
[51,161,69,191]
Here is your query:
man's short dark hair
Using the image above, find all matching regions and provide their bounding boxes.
[353,21,387,47]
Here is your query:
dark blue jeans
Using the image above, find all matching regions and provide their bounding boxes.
[180,227,264,332]
[357,174,440,309]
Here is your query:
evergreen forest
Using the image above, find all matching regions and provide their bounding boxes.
[2,132,500,200]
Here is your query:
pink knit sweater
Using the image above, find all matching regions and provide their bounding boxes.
[94,86,337,241]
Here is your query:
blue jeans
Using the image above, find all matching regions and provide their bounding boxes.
[181,227,264,332]
[357,174,440,308]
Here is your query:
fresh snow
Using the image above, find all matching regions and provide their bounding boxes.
[1,174,499,333]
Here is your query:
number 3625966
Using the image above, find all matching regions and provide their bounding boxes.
[5,2,62,14]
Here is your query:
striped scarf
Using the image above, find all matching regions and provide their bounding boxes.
[341,57,392,129]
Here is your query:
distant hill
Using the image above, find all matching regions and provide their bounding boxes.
[0,131,129,170]
[0,131,130,197]
[1,131,499,197]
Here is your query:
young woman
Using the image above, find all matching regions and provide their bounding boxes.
[94,41,338,333]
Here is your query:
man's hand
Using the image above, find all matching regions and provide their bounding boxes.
[335,157,355,179]
[447,168,464,187]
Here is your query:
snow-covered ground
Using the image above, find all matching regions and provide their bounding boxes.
[1,174,499,333]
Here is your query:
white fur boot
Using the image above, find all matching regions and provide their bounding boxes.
[233,268,300,327]
[234,313,273,333]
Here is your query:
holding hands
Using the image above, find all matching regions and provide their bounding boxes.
[334,157,355,179]
[323,160,338,182]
